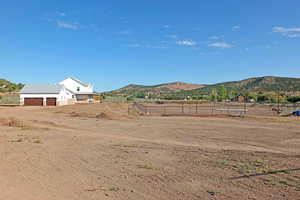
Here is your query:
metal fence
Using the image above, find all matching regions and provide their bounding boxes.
[131,102,300,117]
[132,102,248,117]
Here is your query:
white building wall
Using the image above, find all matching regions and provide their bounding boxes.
[58,87,76,106]
[20,92,70,106]
[20,78,94,106]
[60,78,93,93]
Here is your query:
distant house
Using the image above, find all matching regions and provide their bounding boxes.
[231,95,246,103]
[20,77,95,106]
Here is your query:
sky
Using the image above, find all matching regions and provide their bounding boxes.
[1,0,300,92]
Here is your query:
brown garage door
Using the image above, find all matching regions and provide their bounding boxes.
[24,98,43,106]
[46,98,57,106]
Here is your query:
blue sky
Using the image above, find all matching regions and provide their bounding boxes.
[1,0,300,91]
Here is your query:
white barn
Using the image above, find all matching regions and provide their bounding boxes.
[20,77,95,106]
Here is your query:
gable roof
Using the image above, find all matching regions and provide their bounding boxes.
[20,84,63,94]
[69,77,89,87]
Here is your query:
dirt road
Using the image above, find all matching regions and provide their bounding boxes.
[0,103,299,200]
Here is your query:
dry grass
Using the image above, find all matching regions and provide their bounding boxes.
[9,136,43,144]
[137,163,154,170]
[0,118,31,130]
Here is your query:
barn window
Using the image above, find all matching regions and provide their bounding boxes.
[77,87,80,92]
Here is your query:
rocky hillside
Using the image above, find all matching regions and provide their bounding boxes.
[176,76,300,96]
[106,76,300,98]
[0,79,24,93]
[107,82,204,97]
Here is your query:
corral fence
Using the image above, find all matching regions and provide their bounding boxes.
[132,102,248,117]
[131,102,300,117]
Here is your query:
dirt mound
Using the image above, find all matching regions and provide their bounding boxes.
[69,111,112,120]
[52,103,135,120]
[96,112,111,120]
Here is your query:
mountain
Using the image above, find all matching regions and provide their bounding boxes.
[0,79,24,93]
[176,76,300,96]
[106,76,300,98]
[106,82,204,97]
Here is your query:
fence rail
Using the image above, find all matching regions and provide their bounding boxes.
[132,102,300,117]
[132,102,249,117]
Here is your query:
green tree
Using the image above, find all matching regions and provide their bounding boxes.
[287,96,300,103]
[210,88,218,102]
[217,85,227,102]
[135,91,146,98]
[257,94,268,103]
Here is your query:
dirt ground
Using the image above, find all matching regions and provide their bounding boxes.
[0,103,299,200]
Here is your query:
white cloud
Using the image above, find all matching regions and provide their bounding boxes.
[119,30,131,35]
[57,21,78,30]
[59,12,66,17]
[209,42,233,49]
[128,44,141,48]
[273,26,300,33]
[272,26,300,38]
[176,40,197,46]
[128,44,167,49]
[265,45,271,49]
[232,25,240,31]
[285,33,300,38]
[120,17,129,24]
[210,35,224,40]
[165,34,177,39]
[163,25,170,29]
[146,44,167,49]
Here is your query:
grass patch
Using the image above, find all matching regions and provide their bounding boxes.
[113,144,139,148]
[123,144,139,148]
[278,178,300,191]
[207,190,220,196]
[108,186,120,192]
[137,163,154,170]
[32,138,43,144]
[213,160,229,169]
[10,138,23,143]
[0,94,19,104]
[86,186,120,192]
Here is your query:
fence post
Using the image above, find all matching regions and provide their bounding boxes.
[182,104,184,114]
[164,106,166,115]
[196,104,198,114]
[244,98,247,115]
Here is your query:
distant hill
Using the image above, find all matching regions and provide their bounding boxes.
[106,82,204,97]
[0,79,24,93]
[176,76,300,96]
[106,76,300,98]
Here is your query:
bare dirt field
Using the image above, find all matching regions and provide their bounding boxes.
[0,103,299,200]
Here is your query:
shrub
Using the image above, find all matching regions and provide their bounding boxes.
[287,96,300,103]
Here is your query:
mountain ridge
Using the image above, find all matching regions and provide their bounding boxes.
[106,76,300,98]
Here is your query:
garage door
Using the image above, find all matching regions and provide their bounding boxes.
[46,98,57,106]
[24,98,43,106]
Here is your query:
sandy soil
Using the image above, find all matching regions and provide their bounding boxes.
[0,103,299,200]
